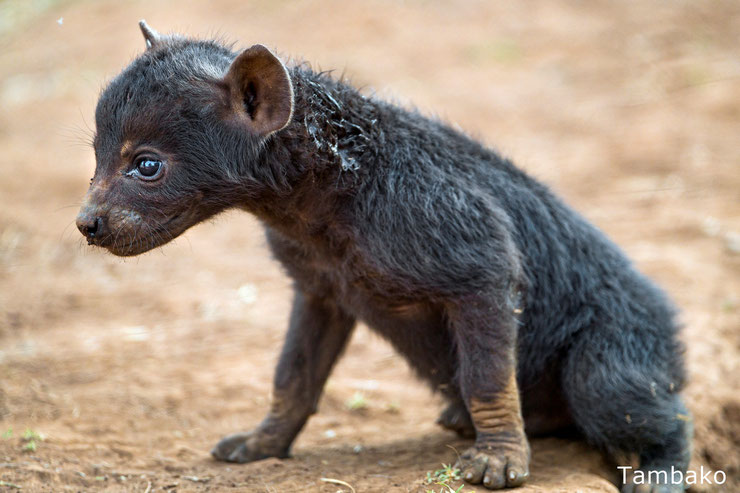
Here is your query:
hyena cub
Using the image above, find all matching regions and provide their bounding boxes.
[77,22,692,491]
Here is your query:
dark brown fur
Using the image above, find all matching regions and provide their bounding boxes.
[77,25,692,491]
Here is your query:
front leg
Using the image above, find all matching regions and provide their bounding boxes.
[448,291,530,490]
[211,290,355,463]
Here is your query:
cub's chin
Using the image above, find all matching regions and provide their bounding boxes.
[102,213,194,257]
[103,238,167,257]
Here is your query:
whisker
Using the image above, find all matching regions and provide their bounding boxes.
[60,219,80,243]
[54,203,83,212]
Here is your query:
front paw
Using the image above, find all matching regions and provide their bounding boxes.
[211,430,289,463]
[455,436,530,489]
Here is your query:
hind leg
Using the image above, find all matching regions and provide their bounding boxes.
[562,329,691,493]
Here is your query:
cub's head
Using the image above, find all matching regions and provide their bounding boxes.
[76,21,294,256]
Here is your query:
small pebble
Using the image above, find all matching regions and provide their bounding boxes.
[725,232,740,254]
[237,283,258,304]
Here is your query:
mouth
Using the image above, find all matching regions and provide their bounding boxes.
[96,211,191,257]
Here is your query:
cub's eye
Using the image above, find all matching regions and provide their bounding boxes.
[133,157,163,180]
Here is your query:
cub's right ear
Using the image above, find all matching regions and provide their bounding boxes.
[224,44,294,137]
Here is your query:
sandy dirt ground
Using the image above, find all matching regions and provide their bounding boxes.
[0,0,738,491]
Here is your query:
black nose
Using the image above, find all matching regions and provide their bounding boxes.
[76,215,104,241]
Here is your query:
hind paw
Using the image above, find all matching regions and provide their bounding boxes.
[437,401,476,438]
[621,468,685,493]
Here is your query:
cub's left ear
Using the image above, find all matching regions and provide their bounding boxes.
[139,20,160,50]
[224,44,294,137]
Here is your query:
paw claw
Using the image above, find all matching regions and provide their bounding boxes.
[457,453,488,484]
[483,471,505,489]
[506,467,528,487]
